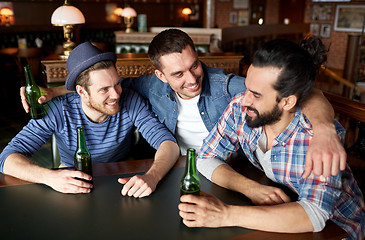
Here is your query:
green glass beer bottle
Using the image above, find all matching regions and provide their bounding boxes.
[22,58,46,119]
[74,126,93,185]
[180,148,200,196]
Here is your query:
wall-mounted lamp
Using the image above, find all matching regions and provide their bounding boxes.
[121,7,137,33]
[181,7,192,22]
[0,7,14,27]
[113,7,123,16]
[51,0,85,58]
[112,7,123,24]
[182,8,192,16]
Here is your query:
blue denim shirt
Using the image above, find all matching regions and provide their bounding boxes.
[122,62,246,134]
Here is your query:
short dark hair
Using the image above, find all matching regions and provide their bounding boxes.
[252,36,327,107]
[148,29,195,71]
[75,60,115,93]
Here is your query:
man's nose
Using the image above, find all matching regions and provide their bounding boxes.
[241,91,252,106]
[110,87,121,99]
[186,70,197,84]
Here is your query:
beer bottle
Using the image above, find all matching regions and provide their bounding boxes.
[180,148,200,196]
[74,126,93,185]
[22,58,46,119]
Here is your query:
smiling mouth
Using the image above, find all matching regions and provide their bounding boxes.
[106,100,118,106]
[246,107,258,117]
[185,83,199,91]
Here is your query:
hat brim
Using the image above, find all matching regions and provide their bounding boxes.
[65,52,117,91]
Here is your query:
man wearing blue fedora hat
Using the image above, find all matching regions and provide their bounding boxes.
[21,30,346,204]
[0,42,180,196]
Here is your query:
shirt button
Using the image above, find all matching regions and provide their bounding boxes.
[174,109,176,112]
[201,112,204,115]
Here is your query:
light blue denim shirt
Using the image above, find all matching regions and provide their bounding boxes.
[122,62,246,134]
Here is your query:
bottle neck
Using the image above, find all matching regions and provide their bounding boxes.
[77,127,88,152]
[24,64,36,86]
[185,150,197,175]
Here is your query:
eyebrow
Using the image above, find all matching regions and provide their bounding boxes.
[244,82,262,96]
[169,59,198,77]
[97,80,120,92]
[249,89,262,96]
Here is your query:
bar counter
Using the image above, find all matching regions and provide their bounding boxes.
[0,156,347,240]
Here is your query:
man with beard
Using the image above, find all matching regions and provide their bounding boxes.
[0,42,180,196]
[178,37,365,239]
[22,29,347,181]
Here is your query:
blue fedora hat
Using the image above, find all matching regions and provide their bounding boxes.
[65,42,117,91]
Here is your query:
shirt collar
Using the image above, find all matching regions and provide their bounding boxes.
[200,62,210,97]
[273,108,303,147]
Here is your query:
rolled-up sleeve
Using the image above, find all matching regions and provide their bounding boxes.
[197,155,226,181]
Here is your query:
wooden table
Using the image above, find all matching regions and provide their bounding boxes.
[0,156,347,240]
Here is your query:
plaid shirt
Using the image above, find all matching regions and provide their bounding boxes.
[198,93,365,239]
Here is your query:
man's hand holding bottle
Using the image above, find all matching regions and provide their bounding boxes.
[20,85,71,113]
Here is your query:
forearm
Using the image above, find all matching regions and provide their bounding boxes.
[145,141,180,183]
[48,85,73,98]
[211,164,262,197]
[4,153,93,194]
[302,88,334,130]
[3,153,53,184]
[226,202,313,233]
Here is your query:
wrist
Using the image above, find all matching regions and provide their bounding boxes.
[312,121,336,134]
[145,170,161,185]
[38,168,54,185]
[225,205,243,227]
[237,178,258,198]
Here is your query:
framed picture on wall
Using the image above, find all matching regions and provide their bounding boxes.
[310,23,320,36]
[230,11,237,24]
[334,5,365,32]
[312,0,350,2]
[311,4,332,21]
[238,9,249,26]
[320,24,331,38]
[233,0,248,9]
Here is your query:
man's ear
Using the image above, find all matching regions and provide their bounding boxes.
[154,69,168,83]
[76,85,88,99]
[281,95,297,111]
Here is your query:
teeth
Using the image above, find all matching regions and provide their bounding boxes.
[187,84,197,89]
[106,101,117,105]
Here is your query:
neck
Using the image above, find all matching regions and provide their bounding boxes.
[263,110,295,150]
[81,101,108,123]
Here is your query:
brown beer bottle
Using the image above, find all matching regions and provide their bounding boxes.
[74,126,93,185]
[180,148,200,196]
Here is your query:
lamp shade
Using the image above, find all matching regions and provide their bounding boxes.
[182,8,192,15]
[51,5,85,26]
[121,7,137,17]
[0,8,13,16]
[113,7,123,16]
